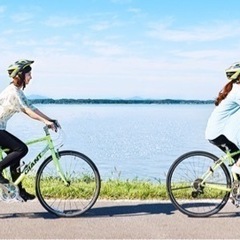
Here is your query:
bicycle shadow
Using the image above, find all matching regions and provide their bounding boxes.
[85,202,176,218]
[209,210,240,218]
[0,202,177,219]
[0,212,58,220]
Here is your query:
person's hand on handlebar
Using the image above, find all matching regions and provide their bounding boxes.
[45,120,61,132]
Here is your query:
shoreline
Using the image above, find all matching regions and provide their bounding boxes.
[30,98,214,105]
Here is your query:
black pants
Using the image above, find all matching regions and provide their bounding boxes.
[209,134,240,162]
[0,130,28,174]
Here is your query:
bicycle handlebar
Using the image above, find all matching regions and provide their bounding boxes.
[50,119,61,129]
[44,120,61,133]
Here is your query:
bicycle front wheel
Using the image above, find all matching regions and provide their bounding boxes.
[166,151,231,217]
[36,150,101,217]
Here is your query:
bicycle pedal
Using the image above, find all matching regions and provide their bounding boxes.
[1,183,16,191]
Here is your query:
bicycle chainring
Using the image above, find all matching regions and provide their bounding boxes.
[0,183,23,202]
[231,181,240,202]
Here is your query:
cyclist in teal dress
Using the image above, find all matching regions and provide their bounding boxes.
[0,60,57,201]
[205,62,240,174]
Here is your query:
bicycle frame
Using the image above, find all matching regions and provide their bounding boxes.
[0,126,68,186]
[200,150,240,192]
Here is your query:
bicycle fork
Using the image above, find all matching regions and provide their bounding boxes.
[51,150,70,186]
[47,136,70,186]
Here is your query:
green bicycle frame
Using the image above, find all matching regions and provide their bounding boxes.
[0,126,68,186]
[200,150,239,192]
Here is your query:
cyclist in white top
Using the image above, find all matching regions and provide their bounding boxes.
[205,62,240,174]
[0,59,58,201]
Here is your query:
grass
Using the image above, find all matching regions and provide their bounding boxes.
[21,176,228,200]
[22,176,168,200]
[100,179,168,200]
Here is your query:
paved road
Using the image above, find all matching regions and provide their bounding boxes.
[0,199,240,239]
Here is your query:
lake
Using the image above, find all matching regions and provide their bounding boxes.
[7,104,224,183]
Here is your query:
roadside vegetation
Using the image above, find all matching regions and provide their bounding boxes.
[22,176,226,200]
[100,179,168,200]
[22,177,168,200]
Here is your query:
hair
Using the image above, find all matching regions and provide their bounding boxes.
[215,81,234,106]
[11,75,25,89]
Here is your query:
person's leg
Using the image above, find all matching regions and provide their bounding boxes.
[209,134,240,160]
[0,130,34,200]
[0,130,28,183]
[0,130,28,171]
[209,135,240,173]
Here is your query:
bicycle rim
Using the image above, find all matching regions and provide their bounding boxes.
[36,150,101,217]
[166,151,231,217]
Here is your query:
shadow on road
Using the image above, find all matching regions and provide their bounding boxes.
[86,202,176,218]
[211,211,240,218]
[0,202,177,219]
[0,212,58,220]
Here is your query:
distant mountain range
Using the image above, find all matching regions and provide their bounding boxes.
[28,94,49,99]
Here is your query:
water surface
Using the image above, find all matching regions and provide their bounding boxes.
[7,104,223,182]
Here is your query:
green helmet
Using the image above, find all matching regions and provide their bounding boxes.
[7,59,34,78]
[225,62,240,81]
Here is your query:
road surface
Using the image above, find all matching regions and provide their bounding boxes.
[0,200,240,239]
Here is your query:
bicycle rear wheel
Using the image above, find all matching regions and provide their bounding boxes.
[166,151,231,217]
[36,150,101,217]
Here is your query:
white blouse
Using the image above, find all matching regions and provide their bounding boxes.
[0,84,36,130]
[205,84,240,146]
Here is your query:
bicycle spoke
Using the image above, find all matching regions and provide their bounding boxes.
[36,151,101,217]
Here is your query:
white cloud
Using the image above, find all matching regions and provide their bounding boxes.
[90,18,125,32]
[43,16,83,27]
[148,20,240,42]
[2,1,240,100]
[127,8,142,14]
[170,49,237,62]
[90,21,113,31]
[11,13,34,23]
[83,39,126,56]
[2,28,30,36]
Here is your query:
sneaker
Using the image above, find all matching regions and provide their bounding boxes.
[0,173,9,184]
[231,164,240,174]
[19,188,35,201]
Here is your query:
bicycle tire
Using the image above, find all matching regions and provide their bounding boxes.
[166,151,231,217]
[35,150,101,217]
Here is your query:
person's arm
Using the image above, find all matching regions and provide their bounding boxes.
[34,108,61,128]
[16,90,58,131]
[21,106,57,131]
[34,108,52,121]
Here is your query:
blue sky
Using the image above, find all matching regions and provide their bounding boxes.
[1,0,240,99]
